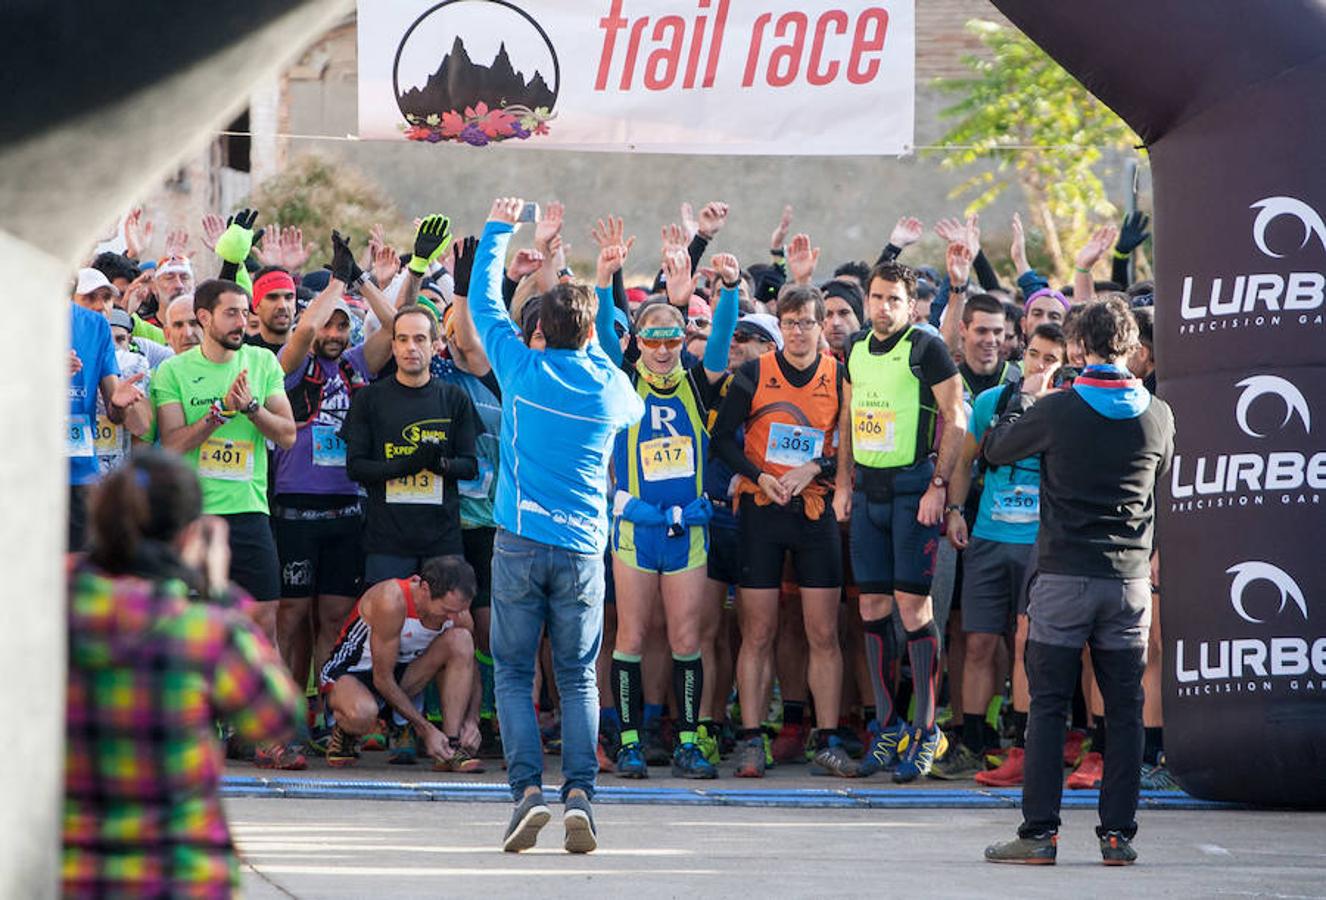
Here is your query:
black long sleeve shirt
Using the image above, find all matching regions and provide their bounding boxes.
[342,375,478,556]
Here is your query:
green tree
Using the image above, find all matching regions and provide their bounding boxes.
[245,153,411,269]
[933,20,1142,282]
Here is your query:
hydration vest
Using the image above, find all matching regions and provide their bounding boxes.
[846,327,931,470]
[287,355,368,426]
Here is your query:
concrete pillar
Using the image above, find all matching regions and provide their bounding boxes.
[0,3,353,895]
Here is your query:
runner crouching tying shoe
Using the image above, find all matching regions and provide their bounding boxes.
[320,556,484,773]
[592,228,738,780]
[711,284,857,778]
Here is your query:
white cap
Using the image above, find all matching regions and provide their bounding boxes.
[75,267,119,297]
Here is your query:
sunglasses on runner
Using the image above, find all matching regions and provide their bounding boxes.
[638,337,684,350]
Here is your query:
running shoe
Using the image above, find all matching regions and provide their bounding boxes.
[362,719,388,752]
[762,730,776,768]
[893,726,948,784]
[975,746,1025,787]
[642,721,671,766]
[733,735,766,778]
[1066,751,1104,790]
[929,742,984,781]
[811,734,860,778]
[615,742,649,779]
[433,747,486,773]
[984,746,1010,768]
[1099,830,1138,866]
[770,721,809,764]
[985,833,1057,865]
[1063,729,1088,767]
[307,724,332,756]
[1139,761,1179,791]
[857,720,910,776]
[254,741,308,771]
[502,791,551,853]
[387,722,418,765]
[563,792,598,854]
[672,742,719,779]
[324,725,360,768]
[696,723,721,767]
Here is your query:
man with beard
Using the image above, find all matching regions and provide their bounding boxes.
[246,266,297,355]
[266,247,399,769]
[132,255,196,344]
[833,261,966,783]
[821,280,864,360]
[151,279,297,637]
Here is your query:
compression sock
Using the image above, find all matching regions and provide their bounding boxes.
[962,714,985,754]
[905,620,942,731]
[611,652,643,747]
[863,616,898,727]
[1091,720,1108,755]
[671,652,703,746]
[1144,727,1163,766]
[782,700,806,727]
[1012,710,1029,749]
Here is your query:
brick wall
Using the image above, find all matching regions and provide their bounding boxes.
[917,0,1011,81]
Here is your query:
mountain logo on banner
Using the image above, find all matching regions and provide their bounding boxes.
[1234,375,1311,438]
[392,0,559,146]
[1250,196,1326,259]
[1226,561,1308,624]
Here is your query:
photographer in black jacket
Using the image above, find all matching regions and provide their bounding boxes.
[979,296,1174,867]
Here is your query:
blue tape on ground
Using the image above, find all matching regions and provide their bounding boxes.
[220,776,1242,811]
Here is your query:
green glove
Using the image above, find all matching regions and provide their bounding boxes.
[408,214,453,275]
[216,208,260,265]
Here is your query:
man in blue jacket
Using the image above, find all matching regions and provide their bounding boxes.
[468,197,644,855]
[980,296,1174,867]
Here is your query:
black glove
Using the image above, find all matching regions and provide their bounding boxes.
[329,230,361,285]
[427,444,451,476]
[452,235,479,297]
[1115,211,1151,255]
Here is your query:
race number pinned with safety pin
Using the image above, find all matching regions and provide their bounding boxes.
[198,437,255,482]
[766,422,824,467]
[852,407,896,454]
[387,470,444,505]
[640,435,695,481]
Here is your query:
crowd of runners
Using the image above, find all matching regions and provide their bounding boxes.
[65,194,1170,888]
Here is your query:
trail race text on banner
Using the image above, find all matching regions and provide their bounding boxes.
[357,0,915,155]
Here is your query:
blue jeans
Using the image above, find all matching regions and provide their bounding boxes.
[490,529,604,802]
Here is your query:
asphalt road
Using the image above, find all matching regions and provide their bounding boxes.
[230,798,1326,899]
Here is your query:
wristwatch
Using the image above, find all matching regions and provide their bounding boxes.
[950,283,968,294]
[944,503,963,516]
[931,475,948,490]
[242,398,260,417]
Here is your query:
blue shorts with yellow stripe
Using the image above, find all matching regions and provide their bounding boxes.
[611,517,708,575]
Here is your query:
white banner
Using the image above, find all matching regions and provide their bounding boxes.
[356,0,914,155]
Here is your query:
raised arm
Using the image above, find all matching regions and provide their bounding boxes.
[469,199,527,374]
